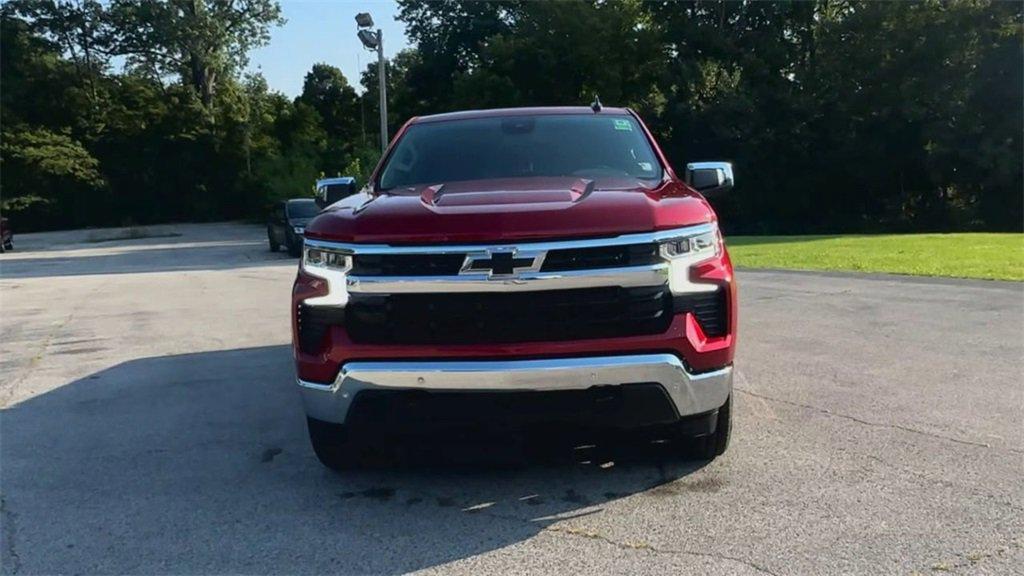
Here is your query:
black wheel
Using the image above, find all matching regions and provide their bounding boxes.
[287,237,302,258]
[268,228,280,252]
[684,396,731,460]
[307,417,358,471]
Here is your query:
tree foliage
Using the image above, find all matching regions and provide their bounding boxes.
[1,0,331,230]
[0,127,105,219]
[1,0,1020,233]
[107,0,284,109]
[393,0,1022,233]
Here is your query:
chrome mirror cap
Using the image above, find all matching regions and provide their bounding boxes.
[685,162,734,196]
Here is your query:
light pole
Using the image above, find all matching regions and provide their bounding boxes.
[355,13,387,154]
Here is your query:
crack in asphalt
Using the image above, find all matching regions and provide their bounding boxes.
[0,279,109,409]
[860,454,1024,514]
[732,379,1021,454]
[1,496,21,575]
[649,548,781,576]
[469,505,780,576]
[542,523,781,576]
[923,536,1024,573]
[342,471,773,574]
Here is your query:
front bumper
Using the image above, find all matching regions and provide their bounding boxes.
[298,353,732,426]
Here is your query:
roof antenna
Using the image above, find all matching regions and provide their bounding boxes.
[590,95,602,113]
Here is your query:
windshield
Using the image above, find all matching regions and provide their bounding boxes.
[287,200,319,219]
[378,114,663,190]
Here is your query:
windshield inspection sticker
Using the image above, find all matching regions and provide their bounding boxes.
[613,119,633,131]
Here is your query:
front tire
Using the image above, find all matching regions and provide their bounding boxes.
[307,417,358,471]
[685,396,731,460]
[268,228,280,252]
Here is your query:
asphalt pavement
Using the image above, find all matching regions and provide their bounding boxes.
[1,223,1021,575]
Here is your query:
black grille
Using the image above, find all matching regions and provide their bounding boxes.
[351,253,465,276]
[346,285,672,345]
[673,289,728,337]
[350,243,660,276]
[296,304,345,354]
[541,243,660,272]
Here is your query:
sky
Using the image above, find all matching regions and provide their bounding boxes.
[247,1,411,97]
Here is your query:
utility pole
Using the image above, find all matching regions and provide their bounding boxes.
[377,29,387,155]
[356,13,387,154]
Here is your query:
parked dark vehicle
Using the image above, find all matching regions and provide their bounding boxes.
[268,199,319,257]
[0,217,13,253]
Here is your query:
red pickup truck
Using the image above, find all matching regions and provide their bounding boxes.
[293,107,736,470]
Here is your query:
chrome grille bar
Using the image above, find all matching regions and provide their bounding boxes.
[303,222,714,256]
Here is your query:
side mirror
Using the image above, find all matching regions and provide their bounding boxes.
[315,182,357,209]
[685,162,734,197]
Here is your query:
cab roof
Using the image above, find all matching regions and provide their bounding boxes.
[412,106,633,124]
[316,177,355,186]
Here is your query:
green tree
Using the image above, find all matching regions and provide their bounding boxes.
[360,49,424,142]
[298,63,361,172]
[299,64,360,141]
[392,0,1021,232]
[2,0,1020,233]
[3,0,112,114]
[108,0,284,110]
[1,127,106,225]
[458,0,664,111]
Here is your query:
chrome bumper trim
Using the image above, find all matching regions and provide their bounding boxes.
[346,264,669,293]
[297,354,732,425]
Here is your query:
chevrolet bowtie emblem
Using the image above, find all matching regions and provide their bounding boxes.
[461,249,545,278]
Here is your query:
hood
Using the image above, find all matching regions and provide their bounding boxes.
[288,217,313,228]
[304,177,714,244]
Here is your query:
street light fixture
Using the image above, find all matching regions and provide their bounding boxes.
[354,12,373,28]
[355,13,387,154]
[357,29,379,50]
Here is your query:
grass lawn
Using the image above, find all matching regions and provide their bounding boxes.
[725,233,1024,281]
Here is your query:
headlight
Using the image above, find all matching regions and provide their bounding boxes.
[303,246,351,271]
[293,226,305,234]
[301,246,351,307]
[659,226,721,261]
[659,224,722,294]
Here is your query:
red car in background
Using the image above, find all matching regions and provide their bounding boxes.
[0,217,12,253]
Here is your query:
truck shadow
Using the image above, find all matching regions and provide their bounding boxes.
[1,345,711,575]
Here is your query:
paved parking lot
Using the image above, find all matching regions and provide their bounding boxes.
[1,223,1021,575]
